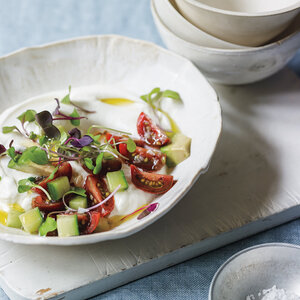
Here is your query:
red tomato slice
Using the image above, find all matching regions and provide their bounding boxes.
[32,195,65,212]
[119,144,166,171]
[137,112,170,147]
[33,162,72,197]
[84,175,114,217]
[130,165,173,194]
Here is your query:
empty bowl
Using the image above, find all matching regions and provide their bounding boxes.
[175,0,300,46]
[151,0,300,85]
[153,0,249,49]
[209,243,300,300]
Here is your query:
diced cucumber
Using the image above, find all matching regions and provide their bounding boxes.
[47,176,70,201]
[57,214,79,237]
[106,170,128,192]
[19,207,43,233]
[6,210,23,228]
[69,196,88,210]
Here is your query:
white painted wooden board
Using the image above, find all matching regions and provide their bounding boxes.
[0,68,299,300]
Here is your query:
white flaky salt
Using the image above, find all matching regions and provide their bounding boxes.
[246,285,300,300]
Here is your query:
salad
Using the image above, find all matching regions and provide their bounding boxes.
[0,87,191,237]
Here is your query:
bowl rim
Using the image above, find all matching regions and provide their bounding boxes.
[152,0,300,54]
[155,0,250,49]
[0,34,222,245]
[208,242,300,300]
[184,0,300,17]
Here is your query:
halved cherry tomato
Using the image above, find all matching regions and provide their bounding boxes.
[32,195,64,212]
[84,175,114,217]
[137,112,170,147]
[119,144,166,171]
[130,165,173,194]
[33,162,72,197]
[84,211,101,234]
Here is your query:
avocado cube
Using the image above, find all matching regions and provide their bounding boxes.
[160,133,191,167]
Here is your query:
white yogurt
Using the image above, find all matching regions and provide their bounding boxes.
[0,85,160,215]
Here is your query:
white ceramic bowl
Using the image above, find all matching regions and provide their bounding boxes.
[152,0,300,85]
[0,35,221,245]
[209,243,300,300]
[154,0,248,49]
[175,0,300,46]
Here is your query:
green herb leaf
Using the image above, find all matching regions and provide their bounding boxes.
[7,147,16,160]
[17,177,35,193]
[61,86,72,105]
[162,90,181,101]
[126,138,136,153]
[17,110,37,123]
[18,146,48,165]
[84,158,94,170]
[39,217,57,236]
[2,126,18,134]
[70,108,80,126]
[93,152,104,175]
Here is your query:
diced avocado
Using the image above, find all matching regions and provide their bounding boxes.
[69,196,88,210]
[47,176,70,201]
[106,170,128,192]
[160,133,191,167]
[19,207,43,233]
[57,214,79,237]
[6,209,23,228]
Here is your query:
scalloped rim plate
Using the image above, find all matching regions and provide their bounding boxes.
[0,35,221,245]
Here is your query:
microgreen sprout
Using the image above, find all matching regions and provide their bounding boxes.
[17,109,37,136]
[18,177,52,200]
[39,216,57,236]
[87,125,131,136]
[61,86,95,114]
[140,88,182,134]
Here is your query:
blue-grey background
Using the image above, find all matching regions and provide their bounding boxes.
[0,1,299,299]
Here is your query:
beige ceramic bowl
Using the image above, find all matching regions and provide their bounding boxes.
[152,0,300,85]
[154,0,248,49]
[175,0,300,46]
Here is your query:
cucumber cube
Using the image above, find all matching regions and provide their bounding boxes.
[57,214,79,237]
[47,176,70,201]
[6,210,23,228]
[19,207,43,233]
[69,196,88,210]
[106,170,128,192]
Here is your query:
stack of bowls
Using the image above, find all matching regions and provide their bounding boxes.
[151,0,300,85]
